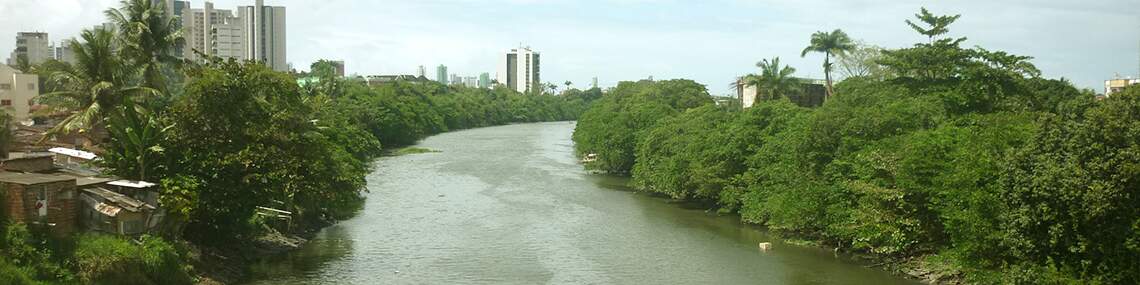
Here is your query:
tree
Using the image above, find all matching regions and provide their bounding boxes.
[836,42,889,80]
[106,0,183,92]
[905,7,961,42]
[743,57,803,101]
[801,29,855,99]
[39,28,152,143]
[564,81,573,91]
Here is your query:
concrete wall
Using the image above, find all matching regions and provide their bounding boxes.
[0,65,38,121]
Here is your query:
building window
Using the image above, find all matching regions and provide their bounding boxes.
[0,84,10,90]
[1,100,11,106]
[27,83,35,90]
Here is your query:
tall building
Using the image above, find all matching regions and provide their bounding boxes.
[497,46,541,93]
[450,74,461,86]
[331,60,345,77]
[185,2,246,62]
[592,77,598,88]
[173,1,286,71]
[417,65,426,77]
[0,65,38,122]
[478,73,491,88]
[239,0,287,71]
[436,65,448,84]
[6,32,52,66]
[464,76,477,88]
[54,45,76,66]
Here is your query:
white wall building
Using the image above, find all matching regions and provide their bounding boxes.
[239,0,287,71]
[7,32,53,66]
[497,46,541,93]
[0,65,38,122]
[172,0,286,71]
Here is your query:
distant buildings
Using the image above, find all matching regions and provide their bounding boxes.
[6,32,52,66]
[0,65,38,122]
[417,65,426,77]
[450,74,461,86]
[497,46,541,93]
[478,73,491,88]
[331,60,345,77]
[592,77,598,88]
[174,0,287,71]
[436,65,448,84]
[365,74,431,86]
[463,76,477,88]
[1105,77,1140,97]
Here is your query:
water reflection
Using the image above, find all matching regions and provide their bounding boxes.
[246,122,918,285]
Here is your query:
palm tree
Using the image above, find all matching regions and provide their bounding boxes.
[106,0,183,92]
[744,57,802,101]
[906,7,961,43]
[801,29,855,98]
[39,28,154,144]
[564,81,573,91]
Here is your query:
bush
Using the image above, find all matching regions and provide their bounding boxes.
[73,234,192,285]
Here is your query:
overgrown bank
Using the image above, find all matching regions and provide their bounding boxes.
[0,0,596,282]
[573,11,1137,285]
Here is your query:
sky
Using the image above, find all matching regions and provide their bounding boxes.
[0,0,1137,94]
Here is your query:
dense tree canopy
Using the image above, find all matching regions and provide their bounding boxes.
[573,8,1130,283]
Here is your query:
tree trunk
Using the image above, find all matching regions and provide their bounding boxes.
[824,52,834,99]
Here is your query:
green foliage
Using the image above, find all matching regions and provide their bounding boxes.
[73,234,192,285]
[574,8,1129,283]
[0,223,74,283]
[572,79,714,174]
[741,57,802,101]
[998,86,1140,283]
[905,7,962,41]
[801,29,855,97]
[0,258,41,285]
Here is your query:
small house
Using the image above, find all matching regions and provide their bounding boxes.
[0,172,79,236]
[80,187,159,236]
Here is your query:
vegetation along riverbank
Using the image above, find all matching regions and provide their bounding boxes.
[0,1,597,284]
[573,8,1138,284]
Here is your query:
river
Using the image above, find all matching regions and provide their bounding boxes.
[247,122,919,284]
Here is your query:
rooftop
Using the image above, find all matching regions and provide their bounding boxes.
[0,172,76,185]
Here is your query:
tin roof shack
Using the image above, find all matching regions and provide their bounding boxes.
[0,172,79,236]
[80,187,158,236]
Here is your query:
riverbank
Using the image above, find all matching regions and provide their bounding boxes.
[242,122,917,285]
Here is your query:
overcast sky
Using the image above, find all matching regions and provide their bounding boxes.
[1,0,1137,93]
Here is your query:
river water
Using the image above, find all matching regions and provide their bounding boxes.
[248,122,918,285]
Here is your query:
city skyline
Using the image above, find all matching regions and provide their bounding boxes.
[0,0,1137,92]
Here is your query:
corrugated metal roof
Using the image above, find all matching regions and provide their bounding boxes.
[108,180,156,188]
[82,187,154,212]
[94,202,122,217]
[48,147,97,160]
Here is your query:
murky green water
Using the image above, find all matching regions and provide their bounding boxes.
[248,122,918,285]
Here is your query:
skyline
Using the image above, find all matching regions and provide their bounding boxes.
[0,0,1137,93]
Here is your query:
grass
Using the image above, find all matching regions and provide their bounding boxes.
[391,147,441,156]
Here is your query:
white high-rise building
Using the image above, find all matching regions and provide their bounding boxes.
[171,1,286,71]
[239,0,287,71]
[6,32,52,66]
[184,2,246,62]
[417,65,426,77]
[497,46,541,93]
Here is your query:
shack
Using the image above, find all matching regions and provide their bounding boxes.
[80,187,159,236]
[0,172,79,236]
